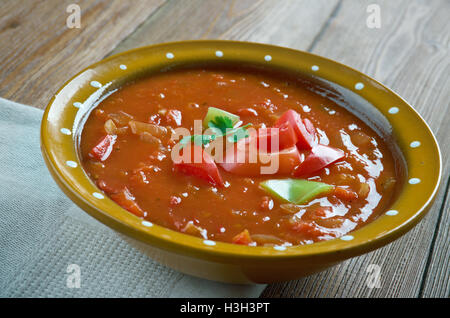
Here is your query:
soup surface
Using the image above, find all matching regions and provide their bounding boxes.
[80,66,402,247]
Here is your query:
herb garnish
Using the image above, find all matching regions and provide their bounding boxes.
[208,115,234,135]
[178,121,252,148]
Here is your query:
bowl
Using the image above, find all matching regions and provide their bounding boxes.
[40,40,441,283]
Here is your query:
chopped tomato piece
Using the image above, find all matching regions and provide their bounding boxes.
[97,179,121,194]
[149,114,162,125]
[236,108,258,117]
[89,135,117,161]
[182,221,207,239]
[257,122,297,151]
[260,196,274,211]
[291,221,325,239]
[94,109,107,120]
[172,144,224,187]
[220,131,302,176]
[274,110,316,149]
[334,187,358,201]
[166,109,182,126]
[110,187,146,218]
[232,229,253,245]
[170,195,182,206]
[293,144,345,176]
[302,118,316,137]
[313,207,329,218]
[250,234,285,245]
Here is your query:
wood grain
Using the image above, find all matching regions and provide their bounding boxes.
[420,178,449,297]
[0,0,448,297]
[110,0,339,54]
[112,0,450,297]
[261,0,450,298]
[0,0,165,108]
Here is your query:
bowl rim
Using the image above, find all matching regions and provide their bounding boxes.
[40,40,442,262]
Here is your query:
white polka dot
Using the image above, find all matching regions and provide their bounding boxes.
[166,52,174,59]
[329,110,336,115]
[66,161,78,168]
[73,102,82,108]
[90,81,102,88]
[273,245,286,251]
[264,55,272,62]
[341,235,354,241]
[60,128,71,135]
[119,64,127,70]
[410,141,421,148]
[215,50,223,57]
[388,107,399,114]
[311,65,319,71]
[355,82,364,90]
[386,210,398,216]
[142,220,153,227]
[409,178,421,184]
[93,192,104,199]
[203,240,216,246]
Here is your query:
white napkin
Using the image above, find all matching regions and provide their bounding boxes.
[0,97,266,297]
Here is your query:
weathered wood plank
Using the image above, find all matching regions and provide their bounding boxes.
[420,177,450,298]
[261,0,450,297]
[119,0,450,297]
[1,0,447,297]
[110,0,339,54]
[0,0,165,108]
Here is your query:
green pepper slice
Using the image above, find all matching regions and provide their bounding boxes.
[203,107,240,130]
[260,179,333,205]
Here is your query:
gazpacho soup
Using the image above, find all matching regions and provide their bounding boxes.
[80,65,404,247]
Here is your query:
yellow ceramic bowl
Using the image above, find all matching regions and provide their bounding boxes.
[41,41,441,283]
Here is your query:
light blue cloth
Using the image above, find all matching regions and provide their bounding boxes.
[0,97,266,297]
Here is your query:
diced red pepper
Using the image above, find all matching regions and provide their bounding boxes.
[220,131,302,176]
[89,135,117,161]
[257,122,298,151]
[274,110,316,149]
[293,144,345,176]
[232,229,253,245]
[173,144,224,187]
[302,118,316,138]
[110,187,146,218]
[334,187,358,201]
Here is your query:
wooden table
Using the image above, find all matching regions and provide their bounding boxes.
[1,0,448,298]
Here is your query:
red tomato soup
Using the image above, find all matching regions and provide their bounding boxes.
[80,66,404,247]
